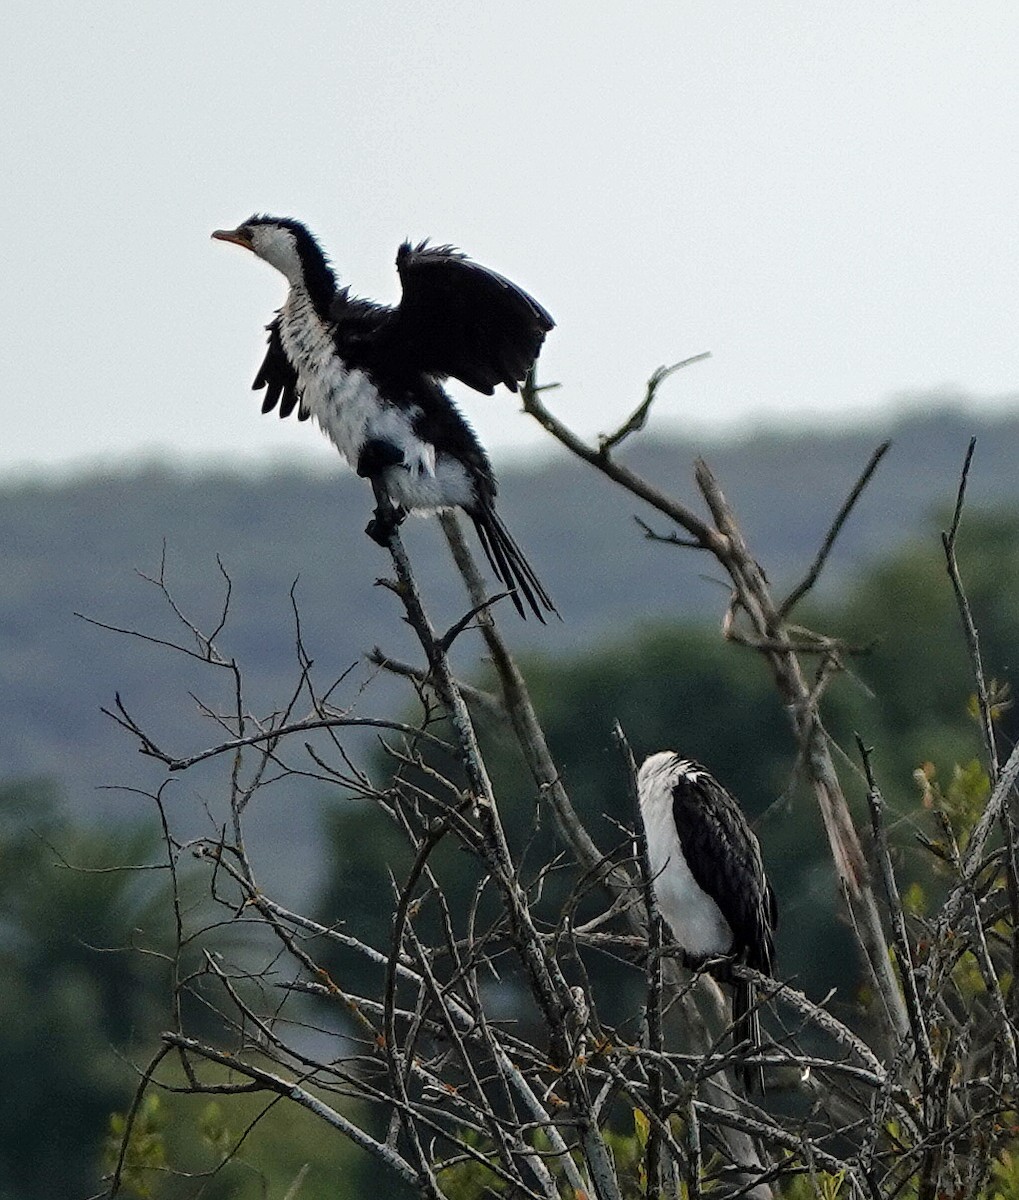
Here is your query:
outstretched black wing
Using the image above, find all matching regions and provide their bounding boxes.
[669,763,777,973]
[387,241,554,394]
[253,315,309,421]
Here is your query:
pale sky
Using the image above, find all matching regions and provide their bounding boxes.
[4,3,1019,475]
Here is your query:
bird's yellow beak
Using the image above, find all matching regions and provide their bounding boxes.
[211,227,253,250]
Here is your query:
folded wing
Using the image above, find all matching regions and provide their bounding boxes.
[670,770,777,973]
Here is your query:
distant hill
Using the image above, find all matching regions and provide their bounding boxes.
[2,405,1016,904]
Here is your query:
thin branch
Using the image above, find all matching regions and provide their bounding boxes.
[520,373,722,553]
[437,591,515,651]
[107,709,452,771]
[384,811,467,1198]
[941,437,998,776]
[367,647,509,723]
[857,735,935,1092]
[614,721,665,1198]
[944,738,1019,927]
[779,440,891,618]
[106,1043,174,1197]
[634,515,705,549]
[694,455,910,1044]
[597,353,712,455]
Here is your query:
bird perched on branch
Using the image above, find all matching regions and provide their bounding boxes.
[637,751,777,1092]
[212,215,557,621]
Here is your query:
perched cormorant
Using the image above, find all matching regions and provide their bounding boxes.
[212,215,557,621]
[637,751,777,1092]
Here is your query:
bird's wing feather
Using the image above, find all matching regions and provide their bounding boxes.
[669,766,776,972]
[329,289,395,352]
[253,315,309,421]
[386,241,554,394]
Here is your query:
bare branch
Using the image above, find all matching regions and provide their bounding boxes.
[131,714,452,771]
[93,363,1019,1200]
[597,353,712,455]
[614,721,665,1197]
[857,735,935,1091]
[942,437,998,776]
[779,440,891,618]
[367,647,509,723]
[520,373,722,553]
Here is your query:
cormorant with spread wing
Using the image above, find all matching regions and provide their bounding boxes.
[212,215,557,621]
[637,751,777,1092]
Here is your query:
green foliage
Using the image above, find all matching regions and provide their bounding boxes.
[600,1113,649,1200]
[913,757,991,846]
[103,1094,168,1199]
[989,1146,1019,1199]
[435,1125,510,1200]
[900,879,927,917]
[780,1168,848,1198]
[198,1101,235,1162]
[103,1065,375,1200]
[824,508,1019,807]
[0,778,170,1199]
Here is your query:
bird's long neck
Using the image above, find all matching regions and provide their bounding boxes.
[270,226,337,321]
[275,234,341,362]
[297,253,338,321]
[290,250,337,322]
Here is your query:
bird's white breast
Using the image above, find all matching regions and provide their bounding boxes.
[638,759,733,958]
[279,291,389,465]
[278,289,475,512]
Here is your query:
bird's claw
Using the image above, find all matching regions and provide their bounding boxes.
[365,503,406,546]
[365,512,394,546]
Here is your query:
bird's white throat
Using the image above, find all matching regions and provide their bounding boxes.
[248,224,305,285]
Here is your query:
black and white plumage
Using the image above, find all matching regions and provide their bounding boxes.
[637,751,777,1092]
[212,215,557,621]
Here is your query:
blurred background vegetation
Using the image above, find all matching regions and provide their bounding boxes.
[3,412,1018,1196]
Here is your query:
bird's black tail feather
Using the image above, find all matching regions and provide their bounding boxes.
[471,504,558,623]
[733,981,766,1094]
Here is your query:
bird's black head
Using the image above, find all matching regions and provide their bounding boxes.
[212,214,337,315]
